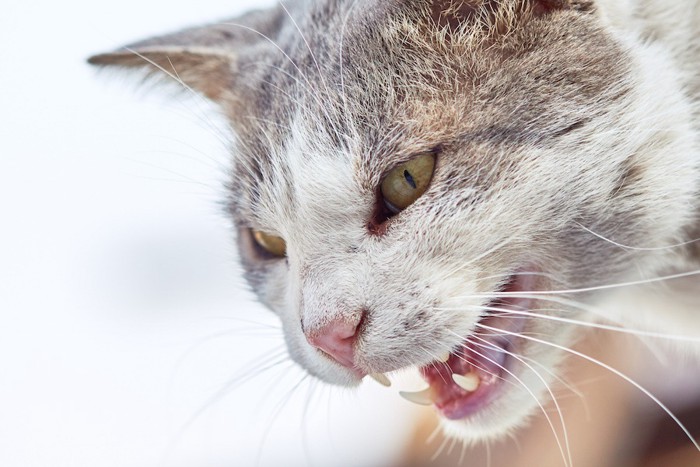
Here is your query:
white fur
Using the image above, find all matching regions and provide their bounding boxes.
[255,1,700,439]
[92,0,700,447]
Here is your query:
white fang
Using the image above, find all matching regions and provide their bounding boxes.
[399,387,434,406]
[369,373,392,387]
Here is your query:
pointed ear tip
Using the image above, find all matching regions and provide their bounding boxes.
[87,52,116,66]
[87,50,131,66]
[86,54,105,66]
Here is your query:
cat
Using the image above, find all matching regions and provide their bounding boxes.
[89,0,700,453]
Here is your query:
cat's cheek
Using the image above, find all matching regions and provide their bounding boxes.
[246,260,291,314]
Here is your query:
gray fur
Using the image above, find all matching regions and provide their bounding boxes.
[90,0,700,441]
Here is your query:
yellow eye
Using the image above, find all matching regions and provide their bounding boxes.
[381,153,436,214]
[252,229,286,257]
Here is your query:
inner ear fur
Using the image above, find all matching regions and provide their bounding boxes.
[88,47,235,100]
[87,6,284,101]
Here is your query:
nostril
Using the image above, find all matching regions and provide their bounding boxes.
[305,310,366,369]
[334,321,360,341]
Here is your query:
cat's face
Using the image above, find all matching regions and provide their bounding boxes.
[91,0,698,439]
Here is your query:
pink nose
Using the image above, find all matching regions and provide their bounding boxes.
[306,319,360,368]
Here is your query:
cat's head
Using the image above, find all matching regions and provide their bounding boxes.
[90,0,698,439]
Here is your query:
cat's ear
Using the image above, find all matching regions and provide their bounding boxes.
[88,47,235,100]
[87,7,282,101]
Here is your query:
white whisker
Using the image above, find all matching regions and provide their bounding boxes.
[476,322,700,452]
[431,435,451,462]
[469,334,573,467]
[474,269,700,297]
[444,303,700,343]
[576,221,700,251]
[164,55,233,145]
[426,422,443,445]
[453,332,572,467]
[256,372,311,466]
[219,22,341,131]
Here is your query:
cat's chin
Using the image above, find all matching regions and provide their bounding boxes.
[438,403,532,442]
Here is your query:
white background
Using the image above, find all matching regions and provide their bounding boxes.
[0,1,424,466]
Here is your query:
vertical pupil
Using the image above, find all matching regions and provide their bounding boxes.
[404,170,417,189]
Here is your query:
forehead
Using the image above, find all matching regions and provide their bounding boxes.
[230,4,627,220]
[257,6,621,129]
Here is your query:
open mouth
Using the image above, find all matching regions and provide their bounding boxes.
[403,270,538,420]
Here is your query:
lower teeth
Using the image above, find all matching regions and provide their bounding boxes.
[452,372,480,392]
